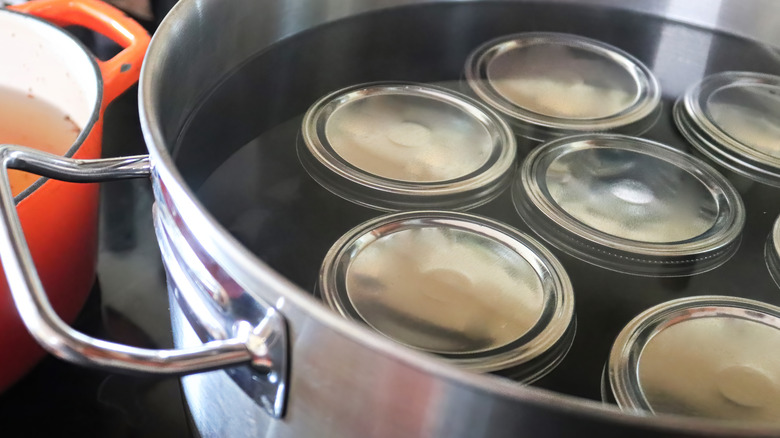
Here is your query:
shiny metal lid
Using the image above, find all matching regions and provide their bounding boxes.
[319,211,574,379]
[767,216,780,289]
[464,32,660,141]
[299,82,516,211]
[674,71,780,187]
[608,296,780,424]
[513,134,745,276]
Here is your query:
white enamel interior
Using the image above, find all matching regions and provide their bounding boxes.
[0,10,99,129]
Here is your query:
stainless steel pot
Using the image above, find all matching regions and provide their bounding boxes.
[2,0,780,437]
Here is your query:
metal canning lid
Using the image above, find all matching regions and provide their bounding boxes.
[674,71,780,187]
[319,211,575,379]
[767,216,780,289]
[464,32,661,141]
[512,134,745,276]
[299,82,516,211]
[607,295,780,424]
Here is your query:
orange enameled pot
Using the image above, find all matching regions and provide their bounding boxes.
[0,0,149,391]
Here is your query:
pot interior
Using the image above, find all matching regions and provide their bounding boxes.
[168,0,780,419]
[0,11,97,130]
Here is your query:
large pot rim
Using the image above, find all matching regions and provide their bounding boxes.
[0,8,102,204]
[137,0,780,435]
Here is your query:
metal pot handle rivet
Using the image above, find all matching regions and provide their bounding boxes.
[0,145,287,418]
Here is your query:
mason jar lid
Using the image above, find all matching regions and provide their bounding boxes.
[464,32,661,141]
[299,82,516,211]
[607,295,780,424]
[674,71,780,187]
[319,211,574,379]
[512,134,745,276]
[767,216,780,289]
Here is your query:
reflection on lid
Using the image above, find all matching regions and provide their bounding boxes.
[319,211,575,378]
[545,148,718,243]
[326,93,492,182]
[486,44,637,119]
[465,32,660,141]
[639,316,780,422]
[767,216,780,289]
[674,71,780,187]
[609,296,780,425]
[346,226,543,354]
[705,84,780,159]
[300,83,516,211]
[513,134,745,276]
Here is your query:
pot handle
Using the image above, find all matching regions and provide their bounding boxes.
[10,0,151,105]
[0,145,287,418]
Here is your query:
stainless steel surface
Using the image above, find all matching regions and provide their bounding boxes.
[318,211,574,377]
[0,146,288,391]
[299,82,516,211]
[513,134,745,276]
[155,196,288,418]
[607,296,780,424]
[464,32,660,140]
[137,0,780,437]
[674,72,780,187]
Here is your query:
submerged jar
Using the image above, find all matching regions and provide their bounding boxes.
[299,82,516,211]
[767,216,780,289]
[464,32,661,141]
[674,71,780,187]
[318,211,575,382]
[605,295,780,425]
[512,134,745,276]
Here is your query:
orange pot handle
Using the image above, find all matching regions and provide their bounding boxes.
[10,0,150,106]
